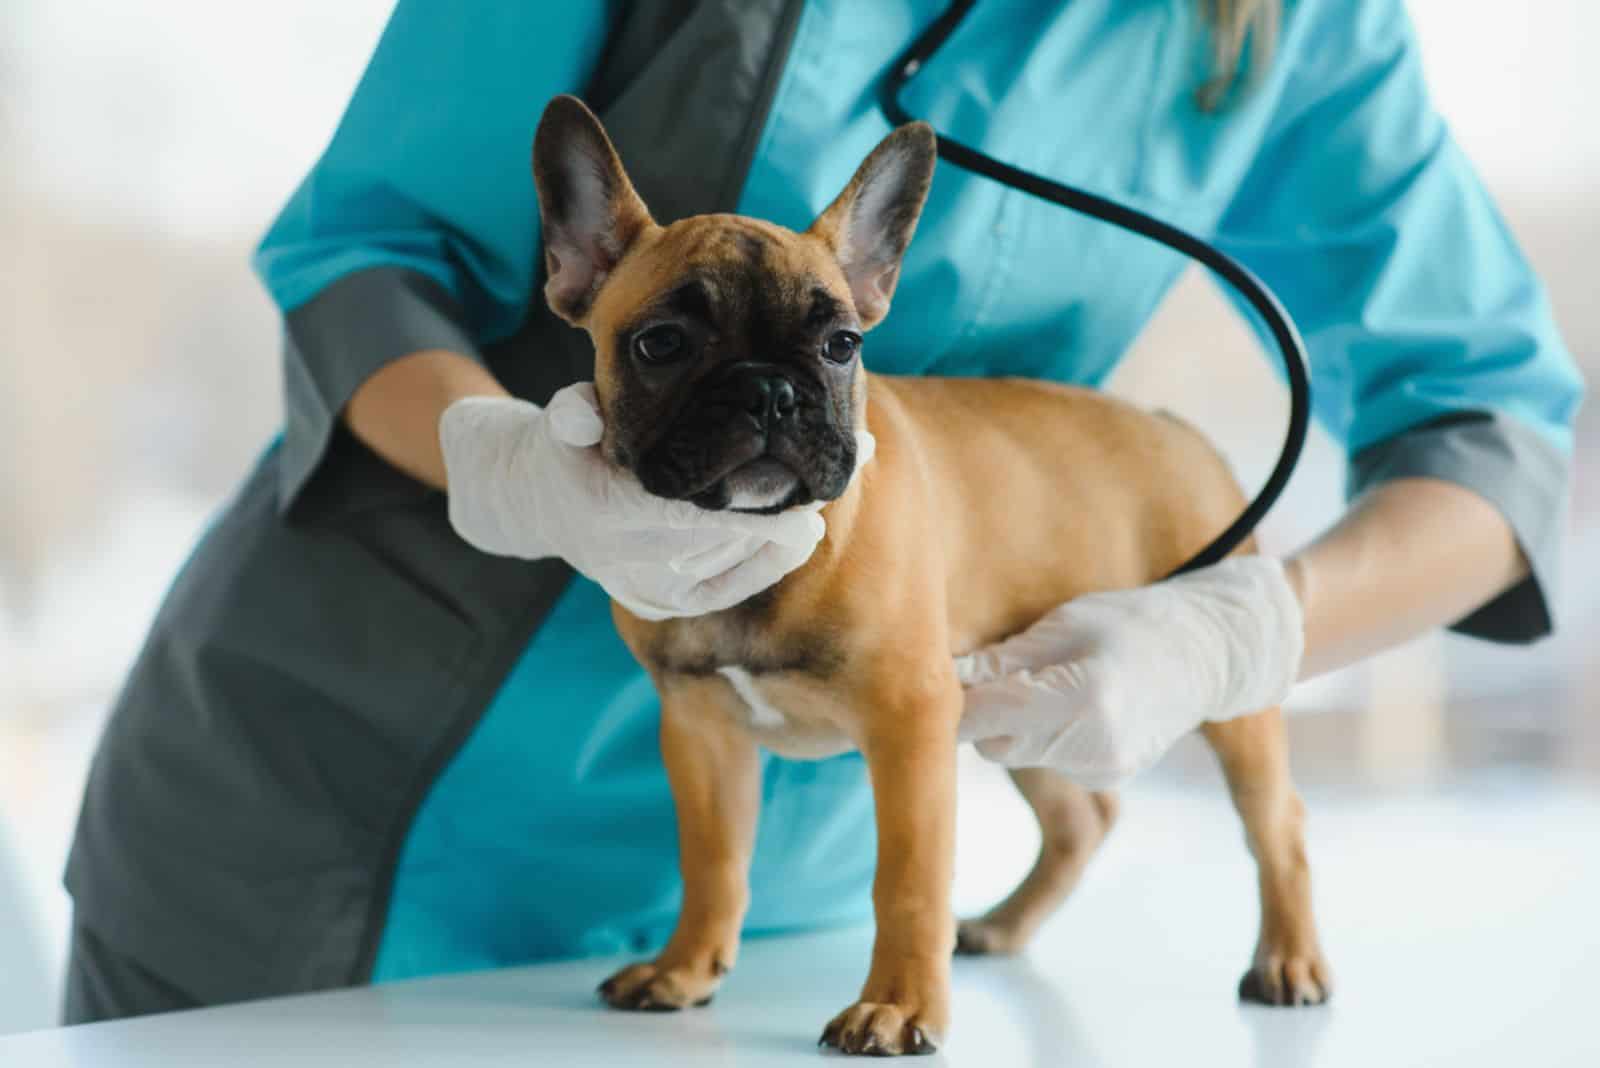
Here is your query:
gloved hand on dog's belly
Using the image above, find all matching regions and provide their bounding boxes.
[956,556,1306,790]
[441,381,847,621]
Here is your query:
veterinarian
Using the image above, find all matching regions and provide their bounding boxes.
[63,0,1580,1023]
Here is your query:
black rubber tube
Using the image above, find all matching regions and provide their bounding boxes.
[880,0,1312,577]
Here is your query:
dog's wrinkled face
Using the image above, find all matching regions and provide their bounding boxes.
[532,95,935,513]
[587,216,867,512]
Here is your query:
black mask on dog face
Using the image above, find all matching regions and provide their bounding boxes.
[612,249,866,514]
[530,95,936,513]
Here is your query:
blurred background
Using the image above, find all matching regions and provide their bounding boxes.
[1,0,1595,1038]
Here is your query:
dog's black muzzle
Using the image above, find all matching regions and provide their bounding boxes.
[634,360,853,510]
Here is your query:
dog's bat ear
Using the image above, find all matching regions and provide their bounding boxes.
[532,94,655,324]
[807,122,937,329]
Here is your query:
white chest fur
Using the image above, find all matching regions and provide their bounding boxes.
[717,666,791,730]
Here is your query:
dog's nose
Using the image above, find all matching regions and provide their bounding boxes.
[738,374,796,428]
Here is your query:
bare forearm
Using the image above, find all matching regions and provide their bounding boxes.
[344,349,509,489]
[1284,478,1529,679]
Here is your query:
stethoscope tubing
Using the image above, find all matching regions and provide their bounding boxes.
[881,0,1312,577]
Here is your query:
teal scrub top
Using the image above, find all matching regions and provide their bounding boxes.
[251,0,1583,981]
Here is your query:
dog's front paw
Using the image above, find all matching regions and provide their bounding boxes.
[818,1001,943,1057]
[1238,950,1333,1007]
[597,958,725,1012]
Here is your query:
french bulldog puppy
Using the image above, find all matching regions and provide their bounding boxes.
[531,94,1330,1057]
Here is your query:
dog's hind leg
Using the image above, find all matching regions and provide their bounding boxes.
[955,768,1118,956]
[1201,709,1333,1006]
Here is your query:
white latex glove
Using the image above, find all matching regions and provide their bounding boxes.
[441,382,874,621]
[955,557,1304,789]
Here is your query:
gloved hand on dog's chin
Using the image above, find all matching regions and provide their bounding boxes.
[955,557,1305,790]
[441,382,869,621]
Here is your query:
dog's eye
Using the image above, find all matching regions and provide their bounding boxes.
[822,331,861,364]
[632,325,688,365]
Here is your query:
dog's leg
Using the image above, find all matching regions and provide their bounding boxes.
[1201,709,1333,1006]
[599,678,760,1011]
[819,671,961,1056]
[955,769,1118,955]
